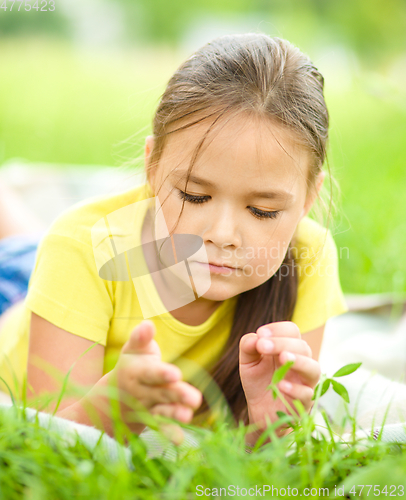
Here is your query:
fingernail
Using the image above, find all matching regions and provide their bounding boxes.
[160,423,184,446]
[176,407,192,422]
[164,370,178,382]
[261,339,274,353]
[285,352,296,362]
[258,327,272,338]
[280,381,292,391]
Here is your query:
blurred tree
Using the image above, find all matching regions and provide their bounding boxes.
[0,7,70,38]
[0,0,404,66]
[116,0,269,44]
[297,0,406,65]
[116,0,406,65]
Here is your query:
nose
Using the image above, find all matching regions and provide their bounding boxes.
[203,202,242,249]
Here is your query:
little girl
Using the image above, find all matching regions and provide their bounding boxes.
[0,33,348,444]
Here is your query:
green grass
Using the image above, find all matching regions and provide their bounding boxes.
[1,363,406,499]
[1,36,406,295]
[0,37,179,167]
[325,76,406,296]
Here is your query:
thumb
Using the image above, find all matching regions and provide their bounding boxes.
[239,333,261,365]
[122,320,161,358]
[159,422,184,446]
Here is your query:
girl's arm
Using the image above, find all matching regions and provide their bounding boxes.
[27,312,105,413]
[27,314,202,439]
[301,324,325,361]
[27,312,117,434]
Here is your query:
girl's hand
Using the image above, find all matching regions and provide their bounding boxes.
[239,321,321,440]
[107,320,202,436]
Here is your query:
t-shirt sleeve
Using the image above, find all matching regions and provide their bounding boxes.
[25,233,113,346]
[291,228,348,334]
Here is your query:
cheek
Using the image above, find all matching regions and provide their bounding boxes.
[245,219,299,279]
[243,240,292,283]
[251,214,298,253]
[158,192,193,236]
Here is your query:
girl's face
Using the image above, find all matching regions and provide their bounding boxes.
[146,112,323,304]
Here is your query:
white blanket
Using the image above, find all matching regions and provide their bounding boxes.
[0,402,201,463]
[319,309,406,431]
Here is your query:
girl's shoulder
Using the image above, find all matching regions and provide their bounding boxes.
[44,183,153,247]
[290,217,348,332]
[292,216,339,270]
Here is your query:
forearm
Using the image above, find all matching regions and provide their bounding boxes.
[55,375,116,438]
[245,428,269,448]
[55,374,147,440]
[245,425,293,448]
[56,401,114,437]
[245,405,293,448]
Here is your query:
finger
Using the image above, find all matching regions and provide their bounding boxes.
[278,380,314,409]
[155,381,202,409]
[136,359,183,385]
[148,409,186,445]
[239,333,260,365]
[150,403,194,423]
[256,336,312,358]
[257,321,301,340]
[138,379,202,409]
[122,320,161,357]
[279,352,321,387]
[159,423,184,446]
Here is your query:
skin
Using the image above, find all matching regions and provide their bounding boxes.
[143,111,325,440]
[241,322,321,444]
[147,113,315,318]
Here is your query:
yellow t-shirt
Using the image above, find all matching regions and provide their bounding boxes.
[0,182,348,399]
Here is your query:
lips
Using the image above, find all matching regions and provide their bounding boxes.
[208,261,239,269]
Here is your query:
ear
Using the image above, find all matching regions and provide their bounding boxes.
[300,170,325,220]
[145,135,156,192]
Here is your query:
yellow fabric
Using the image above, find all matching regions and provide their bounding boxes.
[290,216,348,333]
[0,182,348,401]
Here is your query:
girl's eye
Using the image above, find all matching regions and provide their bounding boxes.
[249,207,281,220]
[177,189,280,220]
[177,189,209,204]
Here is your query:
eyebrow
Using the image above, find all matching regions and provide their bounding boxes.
[170,170,214,186]
[247,189,294,202]
[170,170,294,202]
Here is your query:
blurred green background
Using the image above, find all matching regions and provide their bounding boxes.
[0,0,405,296]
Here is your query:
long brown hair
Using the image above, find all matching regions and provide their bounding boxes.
[145,34,330,424]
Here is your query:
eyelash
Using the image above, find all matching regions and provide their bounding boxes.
[176,189,281,221]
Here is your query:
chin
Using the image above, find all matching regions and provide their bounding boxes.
[198,275,269,301]
[198,285,239,302]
